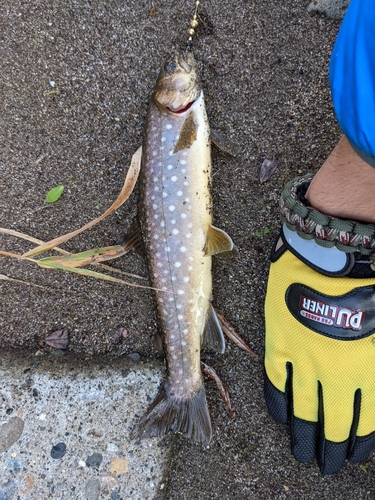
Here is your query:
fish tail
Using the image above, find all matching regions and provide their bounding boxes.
[136,382,212,444]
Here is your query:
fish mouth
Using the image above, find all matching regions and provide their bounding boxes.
[166,100,195,114]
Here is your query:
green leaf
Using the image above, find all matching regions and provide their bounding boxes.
[359,464,367,473]
[263,227,270,235]
[46,185,64,203]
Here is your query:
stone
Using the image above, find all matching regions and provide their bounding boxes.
[86,453,103,468]
[0,417,25,453]
[307,0,351,19]
[109,457,130,475]
[85,478,101,500]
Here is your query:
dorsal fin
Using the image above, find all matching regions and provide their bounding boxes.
[203,225,234,257]
[202,303,226,354]
[173,111,197,153]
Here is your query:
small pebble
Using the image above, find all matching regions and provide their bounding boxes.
[127,352,141,361]
[0,417,25,453]
[110,493,121,500]
[78,460,86,468]
[50,80,56,87]
[86,452,103,468]
[106,443,119,452]
[85,478,101,500]
[51,442,67,459]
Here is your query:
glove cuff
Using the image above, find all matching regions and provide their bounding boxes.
[280,174,375,257]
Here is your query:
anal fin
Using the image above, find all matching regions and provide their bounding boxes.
[203,304,226,354]
[136,382,212,444]
[203,224,235,257]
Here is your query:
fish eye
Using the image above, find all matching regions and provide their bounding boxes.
[164,61,177,74]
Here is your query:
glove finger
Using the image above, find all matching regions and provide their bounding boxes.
[287,363,318,463]
[317,382,348,475]
[263,367,288,424]
[348,390,375,463]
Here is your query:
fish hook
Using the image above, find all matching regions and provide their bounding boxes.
[186,1,200,52]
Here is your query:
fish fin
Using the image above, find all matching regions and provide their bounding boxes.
[136,382,212,444]
[210,129,241,157]
[116,220,145,256]
[173,112,197,153]
[203,303,226,354]
[153,332,164,355]
[203,224,235,257]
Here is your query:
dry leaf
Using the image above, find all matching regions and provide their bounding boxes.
[259,159,279,184]
[44,329,69,349]
[201,362,235,417]
[113,327,127,344]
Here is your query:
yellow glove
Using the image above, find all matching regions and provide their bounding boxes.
[265,218,375,474]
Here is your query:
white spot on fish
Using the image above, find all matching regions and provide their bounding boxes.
[171,219,176,225]
[177,191,183,196]
[181,213,187,219]
[165,246,170,252]
[154,214,159,219]
[157,262,162,268]
[178,315,183,320]
[171,176,177,182]
[154,234,159,240]
[181,341,186,346]
[179,369,183,375]
[175,262,181,268]
[176,304,182,309]
[183,181,188,186]
[184,197,190,203]
[181,168,187,174]
[183,276,189,282]
[167,164,173,170]
[162,192,168,198]
[153,203,157,209]
[182,151,188,156]
[168,205,175,211]
[153,176,158,182]
[161,136,166,142]
[188,223,193,228]
[166,124,172,130]
[180,160,187,165]
[151,195,155,200]
[180,246,187,252]
[162,286,168,291]
[186,233,192,238]
[152,151,157,156]
[169,150,174,156]
[177,290,185,295]
[172,228,179,235]
[160,221,165,228]
[154,186,159,191]
[172,276,176,281]
[168,297,174,302]
[158,162,163,167]
[183,329,188,334]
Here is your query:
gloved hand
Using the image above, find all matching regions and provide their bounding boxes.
[264,179,375,475]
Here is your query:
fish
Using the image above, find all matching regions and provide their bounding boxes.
[127,52,234,444]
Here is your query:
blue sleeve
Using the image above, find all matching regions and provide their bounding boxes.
[330,0,375,161]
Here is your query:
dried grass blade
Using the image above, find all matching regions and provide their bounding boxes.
[37,245,128,269]
[201,361,235,417]
[23,147,142,258]
[34,261,159,290]
[214,307,257,357]
[0,273,46,289]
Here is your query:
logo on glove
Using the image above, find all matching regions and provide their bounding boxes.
[300,295,364,330]
[286,283,375,340]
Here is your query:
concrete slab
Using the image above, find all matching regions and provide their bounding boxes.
[307,0,351,19]
[0,351,169,500]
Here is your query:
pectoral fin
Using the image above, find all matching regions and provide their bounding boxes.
[173,112,197,154]
[202,304,226,354]
[203,225,234,257]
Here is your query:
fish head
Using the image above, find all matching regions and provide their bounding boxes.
[153,52,202,113]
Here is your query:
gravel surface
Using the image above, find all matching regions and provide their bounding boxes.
[1,0,374,498]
